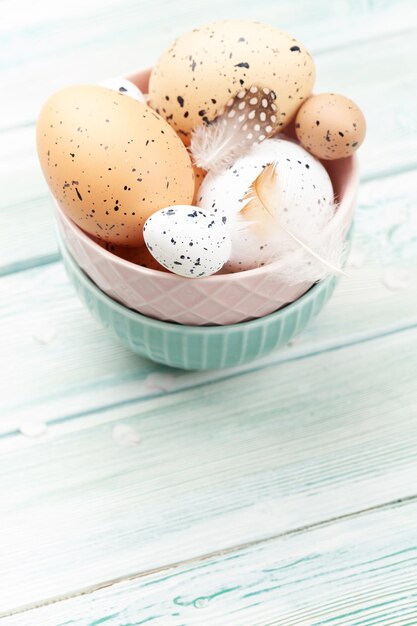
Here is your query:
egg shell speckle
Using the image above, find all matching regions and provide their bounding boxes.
[144,205,232,277]
[198,138,334,271]
[36,85,195,246]
[295,93,366,160]
[149,20,315,142]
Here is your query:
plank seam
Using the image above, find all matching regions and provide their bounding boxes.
[0,252,60,278]
[2,494,417,620]
[1,25,416,135]
[2,315,417,440]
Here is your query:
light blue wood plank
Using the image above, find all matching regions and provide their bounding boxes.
[3,498,417,623]
[3,262,417,430]
[1,0,414,126]
[1,326,417,612]
[1,0,416,619]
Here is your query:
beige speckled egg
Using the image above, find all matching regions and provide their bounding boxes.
[37,85,195,246]
[295,93,366,160]
[149,20,315,143]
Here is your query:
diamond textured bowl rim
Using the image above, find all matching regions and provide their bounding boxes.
[54,155,358,283]
[53,152,358,325]
[60,236,338,333]
[60,235,340,369]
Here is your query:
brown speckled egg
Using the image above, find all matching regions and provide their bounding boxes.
[149,21,315,143]
[36,85,194,246]
[295,93,366,160]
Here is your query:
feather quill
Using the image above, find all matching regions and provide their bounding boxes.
[240,163,347,279]
[190,86,279,174]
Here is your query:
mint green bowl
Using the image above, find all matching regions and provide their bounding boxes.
[60,240,339,370]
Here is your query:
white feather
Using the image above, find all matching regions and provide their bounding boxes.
[191,119,251,174]
[237,163,346,281]
[190,85,279,174]
[229,197,348,284]
[266,199,349,285]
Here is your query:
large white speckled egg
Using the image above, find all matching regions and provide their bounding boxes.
[143,206,231,277]
[197,138,334,271]
[149,21,315,143]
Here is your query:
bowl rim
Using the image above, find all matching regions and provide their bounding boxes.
[54,150,359,285]
[60,235,335,335]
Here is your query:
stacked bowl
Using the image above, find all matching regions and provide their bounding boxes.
[55,67,358,370]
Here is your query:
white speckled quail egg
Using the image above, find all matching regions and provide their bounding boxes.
[197,138,334,271]
[99,77,146,103]
[143,205,232,277]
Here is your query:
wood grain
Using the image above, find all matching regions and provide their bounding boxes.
[2,263,417,431]
[4,497,417,624]
[2,325,417,612]
[2,0,414,128]
[2,0,417,620]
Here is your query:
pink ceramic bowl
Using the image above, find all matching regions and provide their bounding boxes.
[54,69,359,326]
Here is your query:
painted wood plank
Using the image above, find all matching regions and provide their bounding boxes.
[1,325,417,612]
[3,263,417,431]
[4,498,417,625]
[1,13,417,272]
[3,0,413,45]
[1,0,415,128]
[1,2,416,618]
[315,34,417,183]
[1,165,416,431]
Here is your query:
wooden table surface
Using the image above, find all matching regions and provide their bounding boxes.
[1,1,417,623]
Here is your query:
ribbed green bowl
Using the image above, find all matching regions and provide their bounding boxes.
[60,239,339,370]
